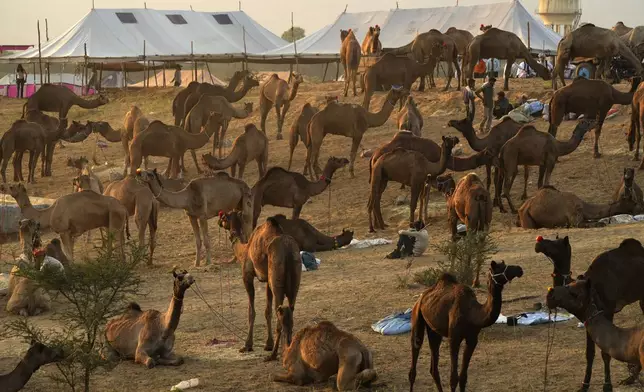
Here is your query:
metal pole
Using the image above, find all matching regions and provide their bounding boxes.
[162,62,166,87]
[242,27,248,71]
[143,40,147,87]
[526,22,531,75]
[154,62,158,87]
[292,12,299,73]
[37,21,43,87]
[322,62,329,82]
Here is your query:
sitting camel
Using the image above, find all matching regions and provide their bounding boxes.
[409,261,524,391]
[497,120,595,213]
[22,83,109,124]
[517,185,639,229]
[613,167,643,209]
[104,268,194,368]
[0,341,63,392]
[368,136,458,232]
[272,318,377,391]
[2,183,129,261]
[251,157,349,228]
[1,120,45,184]
[259,73,303,140]
[534,235,574,288]
[67,156,103,194]
[135,169,252,266]
[397,95,423,137]
[219,210,301,361]
[201,123,268,179]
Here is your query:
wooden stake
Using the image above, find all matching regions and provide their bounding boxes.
[242,27,248,71]
[322,62,329,82]
[336,61,340,81]
[83,43,88,96]
[99,62,103,90]
[292,12,299,73]
[162,62,166,87]
[45,18,49,41]
[154,62,158,87]
[37,21,43,87]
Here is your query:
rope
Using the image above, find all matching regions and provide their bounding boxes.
[327,182,332,235]
[543,308,557,392]
[191,282,245,341]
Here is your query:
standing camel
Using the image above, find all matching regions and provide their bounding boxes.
[135,169,252,266]
[22,84,109,126]
[0,120,45,184]
[172,81,200,126]
[629,80,644,162]
[201,123,268,180]
[306,86,407,178]
[361,25,382,55]
[23,110,61,177]
[398,96,423,136]
[340,29,361,97]
[259,73,303,140]
[444,27,474,57]
[0,341,63,392]
[409,261,524,392]
[182,74,258,124]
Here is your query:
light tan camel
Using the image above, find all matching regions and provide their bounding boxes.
[361,25,382,55]
[172,81,200,126]
[272,319,377,391]
[2,183,129,261]
[259,73,303,140]
[1,120,45,184]
[0,341,63,392]
[104,175,159,265]
[306,87,407,178]
[135,169,252,266]
[409,261,523,392]
[23,109,60,177]
[340,29,362,97]
[182,73,258,123]
[67,156,103,194]
[119,106,151,175]
[621,26,644,60]
[22,84,108,123]
[218,210,301,361]
[104,269,194,368]
[201,123,268,179]
[397,95,423,136]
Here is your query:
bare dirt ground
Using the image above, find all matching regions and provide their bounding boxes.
[1,76,643,392]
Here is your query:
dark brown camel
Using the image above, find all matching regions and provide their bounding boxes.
[1,120,45,184]
[534,235,574,288]
[613,167,644,208]
[22,84,108,124]
[362,53,427,110]
[172,81,200,126]
[23,110,60,177]
[182,74,258,124]
[0,341,63,392]
[340,29,361,97]
[628,82,644,162]
[409,261,523,392]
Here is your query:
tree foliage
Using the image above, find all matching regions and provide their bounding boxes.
[281,26,305,42]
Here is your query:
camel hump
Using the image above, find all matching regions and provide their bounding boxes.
[266,216,284,233]
[580,23,596,28]
[272,214,288,220]
[541,185,558,191]
[439,273,459,284]
[127,302,142,312]
[618,238,644,253]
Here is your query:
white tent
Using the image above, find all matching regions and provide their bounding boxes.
[1,8,287,63]
[252,0,562,63]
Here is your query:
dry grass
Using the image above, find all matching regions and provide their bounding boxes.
[0,77,643,391]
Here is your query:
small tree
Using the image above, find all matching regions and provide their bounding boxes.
[281,26,305,42]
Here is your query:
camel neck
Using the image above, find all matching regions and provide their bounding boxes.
[148,183,191,210]
[555,129,585,156]
[307,175,332,197]
[0,357,43,392]
[15,194,51,230]
[584,310,640,363]
[458,127,487,152]
[224,75,243,95]
[472,280,504,329]
[162,292,185,339]
[364,98,395,127]
[287,82,301,102]
[447,151,488,172]
[73,95,104,109]
[227,82,254,103]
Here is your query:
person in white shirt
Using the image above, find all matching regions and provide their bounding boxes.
[386,220,429,259]
[15,64,27,99]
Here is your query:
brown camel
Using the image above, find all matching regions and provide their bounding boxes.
[219,210,301,361]
[368,136,457,232]
[497,120,595,213]
[135,169,252,266]
[1,120,45,184]
[361,53,426,110]
[103,175,159,265]
[184,94,253,169]
[272,318,377,390]
[621,26,644,60]
[544,238,644,390]
[104,269,194,368]
[428,32,461,91]
[553,24,643,89]
[361,25,382,55]
[444,27,474,56]
[306,86,407,178]
[23,109,60,177]
[22,84,108,122]
[67,156,103,194]
[613,22,633,36]
[533,235,573,287]
[409,261,524,392]
[340,29,361,97]
[128,118,216,179]
[251,157,349,228]
[172,81,200,126]
[517,185,639,229]
[259,73,303,140]
[398,95,423,136]
[628,82,644,162]
[286,96,338,173]
[2,183,129,261]
[548,77,639,158]
[0,341,63,392]
[201,123,268,179]
[613,167,644,208]
[463,28,551,91]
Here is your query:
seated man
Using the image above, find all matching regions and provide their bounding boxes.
[386,220,428,259]
[493,91,513,119]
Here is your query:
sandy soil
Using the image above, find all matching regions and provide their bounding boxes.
[0,77,643,392]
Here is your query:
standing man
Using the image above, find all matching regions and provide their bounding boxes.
[170,65,182,87]
[475,77,496,134]
[462,78,476,123]
[15,64,27,99]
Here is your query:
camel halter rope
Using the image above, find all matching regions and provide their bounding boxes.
[540,253,573,284]
[190,281,246,341]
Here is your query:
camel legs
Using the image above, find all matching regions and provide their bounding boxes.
[350,68,358,97]
[275,103,284,140]
[501,168,519,213]
[259,99,271,133]
[521,166,530,200]
[135,346,156,368]
[592,114,607,159]
[448,337,462,392]
[443,60,455,92]
[13,152,23,182]
[635,109,643,162]
[292,204,303,220]
[503,57,515,91]
[343,63,350,97]
[134,206,150,264]
[428,329,445,392]
[335,351,363,391]
[189,217,203,267]
[1,155,9,183]
[156,352,184,366]
[198,218,212,265]
[409,183,422,226]
[458,336,478,392]
[241,272,256,353]
[264,285,275,352]
[27,151,37,183]
[267,281,287,362]
[60,232,75,262]
[448,209,459,241]
[287,130,299,171]
[348,136,361,178]
[189,149,204,174]
[122,138,131,177]
[218,120,230,158]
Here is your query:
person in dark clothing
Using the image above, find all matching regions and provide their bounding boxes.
[462,78,476,123]
[170,65,182,87]
[493,91,514,119]
[15,64,27,99]
[385,220,428,259]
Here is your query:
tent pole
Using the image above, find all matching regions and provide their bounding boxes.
[191,41,196,82]
[162,62,166,87]
[335,60,340,81]
[83,43,88,96]
[60,63,63,86]
[292,12,299,73]
[32,63,37,90]
[143,40,147,88]
[99,62,103,90]
[526,22,531,75]
[242,27,248,71]
[288,64,293,83]
[322,62,329,82]
[37,20,43,88]
[205,62,215,84]
[154,62,158,87]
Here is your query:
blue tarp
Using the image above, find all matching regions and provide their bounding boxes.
[371,308,412,335]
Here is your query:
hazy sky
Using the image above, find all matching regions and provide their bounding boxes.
[2,0,642,45]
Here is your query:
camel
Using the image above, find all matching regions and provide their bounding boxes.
[184,95,253,169]
[128,118,216,179]
[548,78,639,158]
[628,82,644,162]
[219,210,301,361]
[409,261,524,392]
[257,214,353,252]
[286,96,338,173]
[67,156,103,194]
[367,136,458,232]
[104,268,194,368]
[397,95,423,136]
[259,73,303,140]
[361,54,426,110]
[103,175,159,265]
[172,81,200,126]
[497,120,595,213]
[534,235,574,287]
[2,183,129,261]
[201,123,268,179]
[272,319,377,391]
[613,167,644,208]
[361,25,382,55]
[117,106,151,175]
[428,33,461,91]
[23,109,60,177]
[135,169,252,266]
[0,341,63,392]
[517,185,639,229]
[306,86,407,178]
[340,29,361,97]
[1,120,45,184]
[251,157,349,228]
[621,26,644,61]
[553,24,643,89]
[613,22,633,36]
[22,84,108,123]
[463,28,551,91]
[444,27,474,56]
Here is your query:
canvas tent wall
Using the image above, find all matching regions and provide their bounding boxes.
[251,0,562,64]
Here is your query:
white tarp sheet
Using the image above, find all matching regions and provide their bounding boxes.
[256,0,562,61]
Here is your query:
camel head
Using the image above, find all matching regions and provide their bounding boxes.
[25,341,64,367]
[290,72,304,84]
[340,29,350,41]
[321,157,350,181]
[488,260,523,287]
[171,267,195,298]
[480,24,492,33]
[242,74,260,89]
[1,182,28,200]
[96,95,109,105]
[276,305,294,347]
[19,218,42,250]
[218,210,245,242]
[623,167,636,189]
[135,168,164,190]
[546,277,605,322]
[386,85,408,106]
[535,235,572,286]
[431,173,455,195]
[374,25,381,37]
[324,95,339,105]
[242,102,254,114]
[572,119,596,139]
[447,118,475,134]
[442,135,460,152]
[63,121,92,143]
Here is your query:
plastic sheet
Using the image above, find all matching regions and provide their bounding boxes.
[371,308,412,335]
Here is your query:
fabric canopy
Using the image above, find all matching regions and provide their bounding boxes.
[0,8,287,63]
[253,0,562,63]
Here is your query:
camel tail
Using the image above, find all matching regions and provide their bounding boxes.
[349,45,361,69]
[149,200,158,232]
[408,299,426,389]
[125,216,131,240]
[475,193,488,231]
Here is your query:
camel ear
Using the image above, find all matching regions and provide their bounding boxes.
[563,236,569,245]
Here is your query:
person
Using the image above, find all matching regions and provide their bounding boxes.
[15,64,27,99]
[385,220,428,259]
[87,69,98,94]
[475,77,495,133]
[462,78,476,123]
[170,65,182,87]
[493,91,513,119]
[485,58,500,79]
[473,59,486,79]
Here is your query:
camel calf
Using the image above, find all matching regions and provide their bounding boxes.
[436,173,492,240]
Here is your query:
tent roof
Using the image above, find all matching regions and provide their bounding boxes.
[252,0,562,63]
[1,8,287,63]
